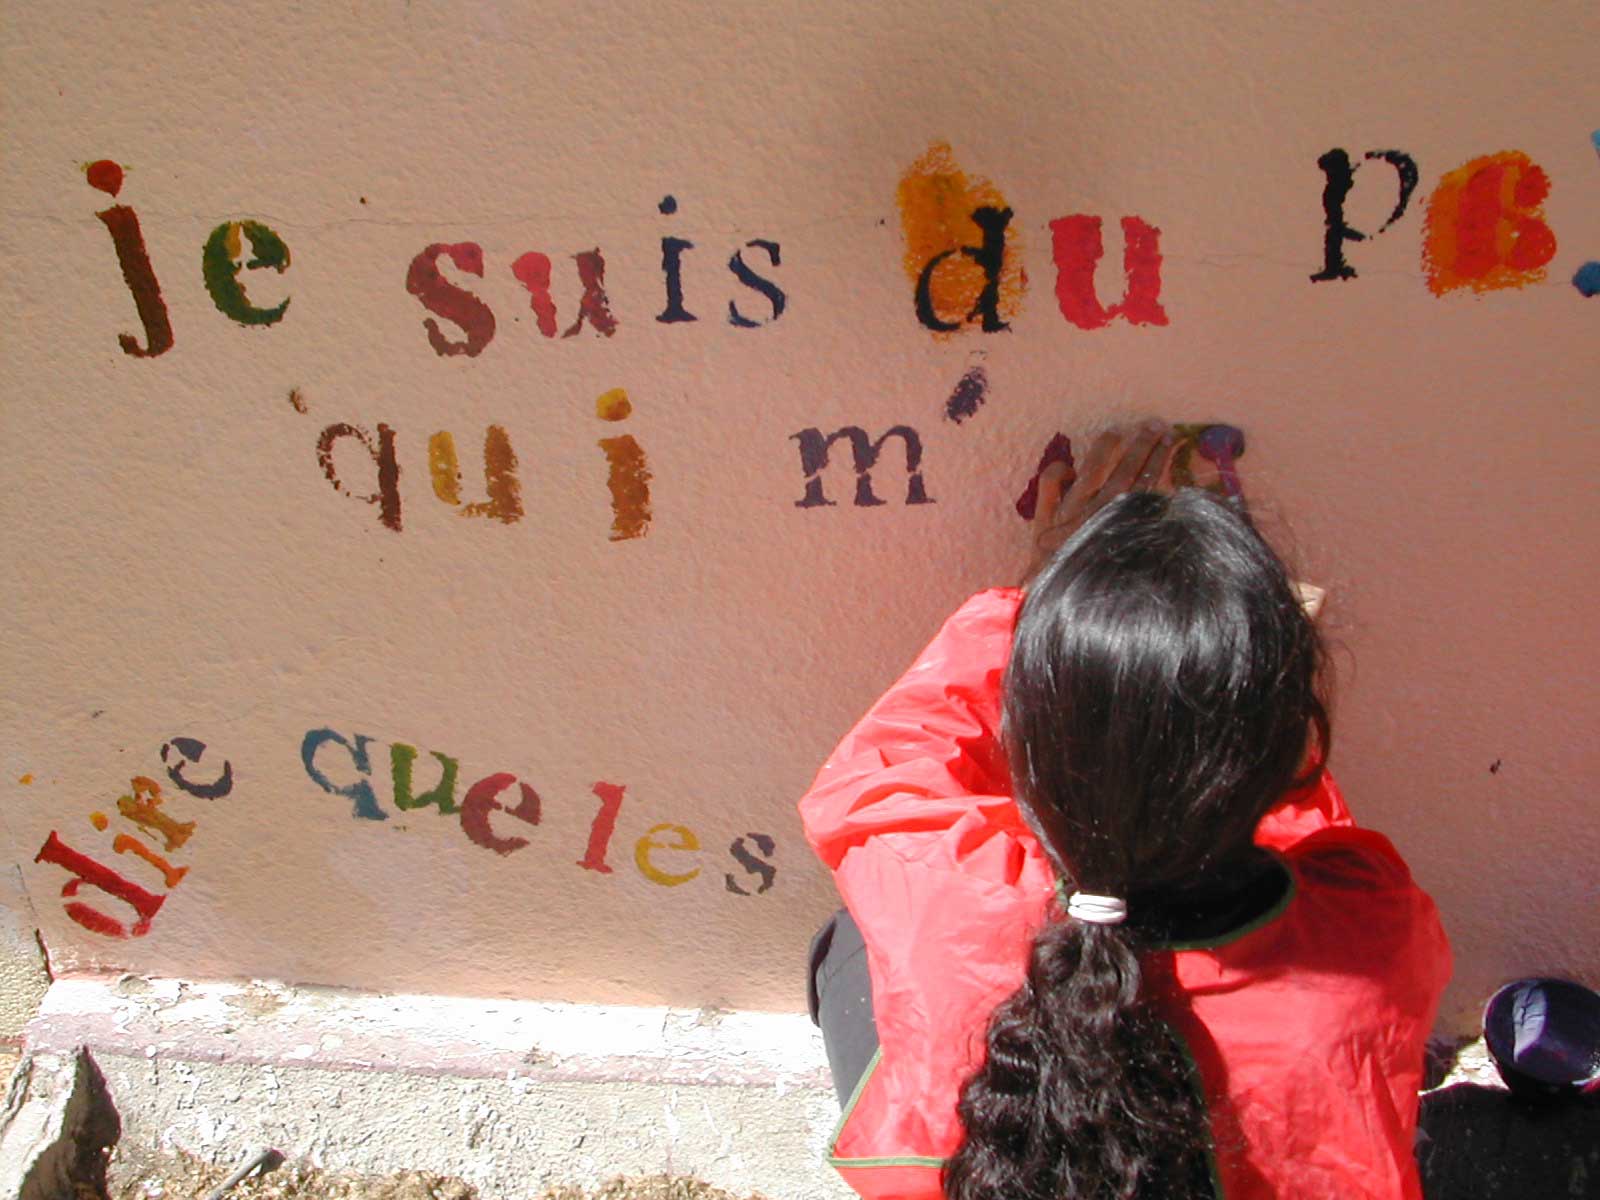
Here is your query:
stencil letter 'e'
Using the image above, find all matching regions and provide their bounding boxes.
[35,831,166,938]
[1423,151,1557,295]
[635,823,701,887]
[459,773,541,856]
[202,220,291,325]
[916,206,1014,332]
[1310,148,1419,282]
[406,242,496,357]
[301,729,385,821]
[161,736,234,799]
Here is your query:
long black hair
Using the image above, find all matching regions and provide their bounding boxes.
[944,489,1328,1200]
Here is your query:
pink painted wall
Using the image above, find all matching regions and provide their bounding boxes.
[1,0,1596,1035]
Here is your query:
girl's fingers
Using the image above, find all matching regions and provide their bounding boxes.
[1098,421,1169,499]
[1059,430,1123,524]
[1134,432,1177,491]
[1030,423,1176,586]
[1033,461,1072,531]
[1075,422,1170,522]
[1074,431,1124,494]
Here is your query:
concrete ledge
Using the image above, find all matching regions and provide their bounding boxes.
[28,976,835,1088]
[25,975,854,1200]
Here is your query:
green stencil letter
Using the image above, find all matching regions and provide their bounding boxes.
[202,220,291,326]
[390,743,460,814]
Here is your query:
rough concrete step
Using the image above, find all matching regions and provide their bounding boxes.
[20,975,854,1200]
[0,1048,121,1200]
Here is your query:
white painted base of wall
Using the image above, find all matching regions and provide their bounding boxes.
[23,976,855,1200]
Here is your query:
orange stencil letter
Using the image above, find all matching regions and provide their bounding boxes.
[1424,151,1557,295]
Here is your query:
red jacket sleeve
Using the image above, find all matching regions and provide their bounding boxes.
[800,590,1051,1200]
[799,588,1024,870]
[799,586,1352,868]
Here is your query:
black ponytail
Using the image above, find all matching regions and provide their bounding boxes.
[945,490,1326,1200]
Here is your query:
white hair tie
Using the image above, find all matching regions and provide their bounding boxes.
[1066,892,1128,925]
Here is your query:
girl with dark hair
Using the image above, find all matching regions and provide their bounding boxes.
[800,423,1450,1199]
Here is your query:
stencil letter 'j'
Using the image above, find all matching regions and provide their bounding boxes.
[86,159,173,357]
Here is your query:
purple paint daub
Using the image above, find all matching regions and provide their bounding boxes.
[1196,424,1245,461]
[1014,433,1075,519]
[1196,424,1245,499]
[945,364,989,423]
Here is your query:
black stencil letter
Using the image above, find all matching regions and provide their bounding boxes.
[728,240,786,327]
[914,205,1014,332]
[791,425,933,508]
[1312,148,1419,282]
[725,833,777,896]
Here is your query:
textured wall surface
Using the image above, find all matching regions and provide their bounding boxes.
[1,1,1596,1034]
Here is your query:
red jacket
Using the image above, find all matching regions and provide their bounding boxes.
[799,589,1451,1200]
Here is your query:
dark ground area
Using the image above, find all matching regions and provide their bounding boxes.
[19,1040,1596,1200]
[1417,1085,1599,1199]
[111,1152,766,1200]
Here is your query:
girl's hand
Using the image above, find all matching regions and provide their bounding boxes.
[1023,420,1177,583]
